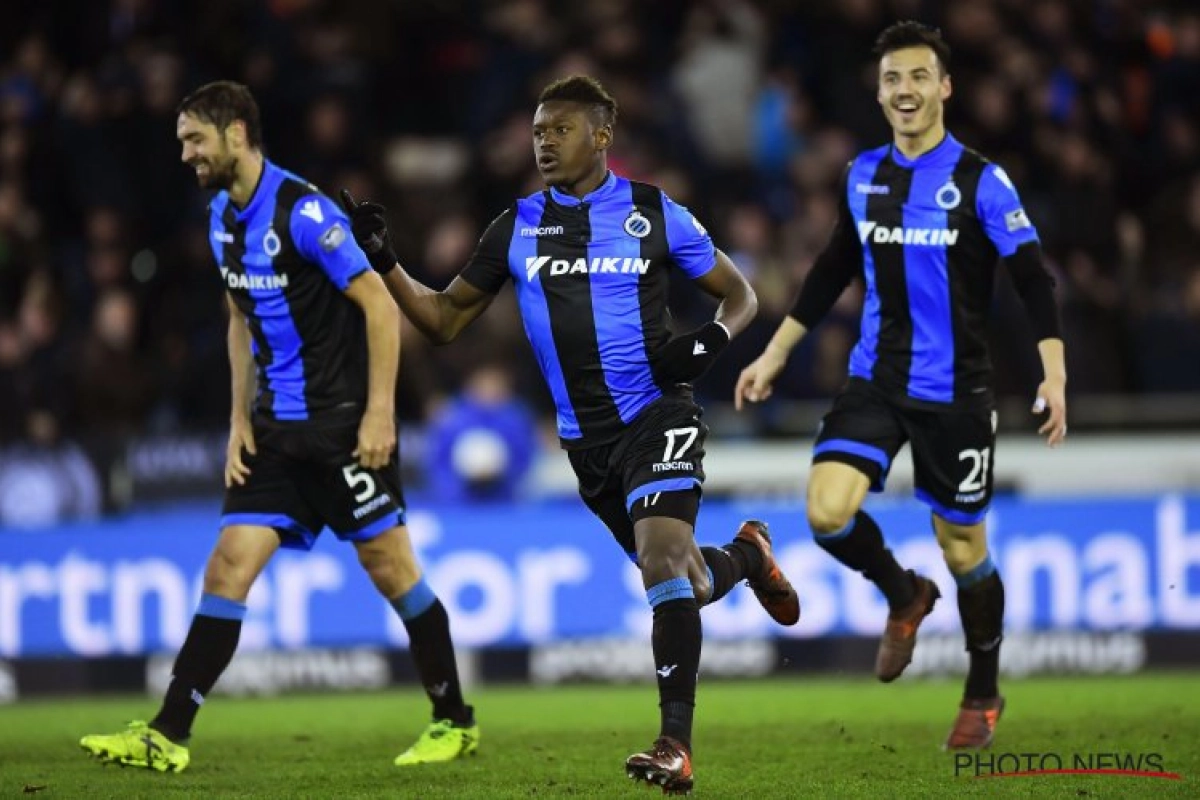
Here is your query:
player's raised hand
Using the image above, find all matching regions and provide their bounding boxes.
[338,189,397,274]
[225,418,256,488]
[354,406,396,470]
[1032,378,1067,447]
[734,344,789,411]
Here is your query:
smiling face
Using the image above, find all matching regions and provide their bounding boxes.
[176,111,242,190]
[532,100,611,196]
[877,45,951,150]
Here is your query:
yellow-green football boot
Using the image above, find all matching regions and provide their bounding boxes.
[80,721,190,773]
[394,718,479,766]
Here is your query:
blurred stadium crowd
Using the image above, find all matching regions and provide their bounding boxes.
[1,0,1198,457]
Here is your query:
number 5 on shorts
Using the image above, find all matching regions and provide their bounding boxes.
[342,464,377,502]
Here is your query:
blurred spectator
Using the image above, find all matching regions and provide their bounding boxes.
[71,286,155,437]
[0,409,102,528]
[424,361,539,504]
[1134,268,1200,392]
[672,0,766,171]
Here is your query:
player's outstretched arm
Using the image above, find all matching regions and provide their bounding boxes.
[384,272,494,346]
[734,228,857,411]
[339,190,494,345]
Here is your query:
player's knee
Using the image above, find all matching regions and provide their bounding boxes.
[637,548,691,589]
[690,572,712,605]
[357,534,420,597]
[937,527,987,574]
[361,554,410,597]
[203,548,256,599]
[942,545,986,575]
[806,494,855,537]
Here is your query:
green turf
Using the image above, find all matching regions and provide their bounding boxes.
[1,674,1197,799]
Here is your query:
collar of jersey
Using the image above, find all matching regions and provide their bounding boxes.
[547,170,618,207]
[889,132,959,169]
[233,160,282,222]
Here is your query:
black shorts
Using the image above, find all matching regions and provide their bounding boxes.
[221,419,407,551]
[813,379,997,524]
[567,395,707,558]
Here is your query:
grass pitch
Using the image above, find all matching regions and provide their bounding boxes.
[2,674,1197,799]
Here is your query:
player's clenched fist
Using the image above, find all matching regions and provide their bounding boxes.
[339,189,398,275]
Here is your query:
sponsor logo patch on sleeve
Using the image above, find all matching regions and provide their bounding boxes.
[1004,208,1032,232]
[319,223,347,252]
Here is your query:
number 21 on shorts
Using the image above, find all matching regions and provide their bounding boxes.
[957,447,991,493]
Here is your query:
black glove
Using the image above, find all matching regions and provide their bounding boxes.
[653,321,731,384]
[339,189,398,274]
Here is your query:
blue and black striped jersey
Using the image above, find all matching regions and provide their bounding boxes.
[208,161,371,422]
[816,134,1039,408]
[460,171,716,447]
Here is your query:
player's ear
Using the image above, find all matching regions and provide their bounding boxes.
[941,74,952,102]
[595,123,613,152]
[225,120,247,150]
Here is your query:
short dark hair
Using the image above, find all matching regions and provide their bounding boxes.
[873,21,951,75]
[537,75,618,127]
[177,80,263,148]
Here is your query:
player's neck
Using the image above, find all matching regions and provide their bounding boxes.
[228,151,266,208]
[554,163,608,200]
[893,124,946,160]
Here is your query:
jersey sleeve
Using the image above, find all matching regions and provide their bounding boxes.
[460,208,516,294]
[661,192,717,279]
[975,164,1039,257]
[289,193,370,290]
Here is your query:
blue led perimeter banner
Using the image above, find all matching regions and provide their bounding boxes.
[2,495,1199,656]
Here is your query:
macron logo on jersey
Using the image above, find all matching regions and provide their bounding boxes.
[220,267,289,291]
[520,225,564,237]
[524,256,651,281]
[857,221,959,247]
[299,200,324,224]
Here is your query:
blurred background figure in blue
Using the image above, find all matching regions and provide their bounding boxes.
[423,359,539,504]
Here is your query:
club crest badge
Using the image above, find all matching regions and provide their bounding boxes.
[624,210,652,238]
[935,181,962,210]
